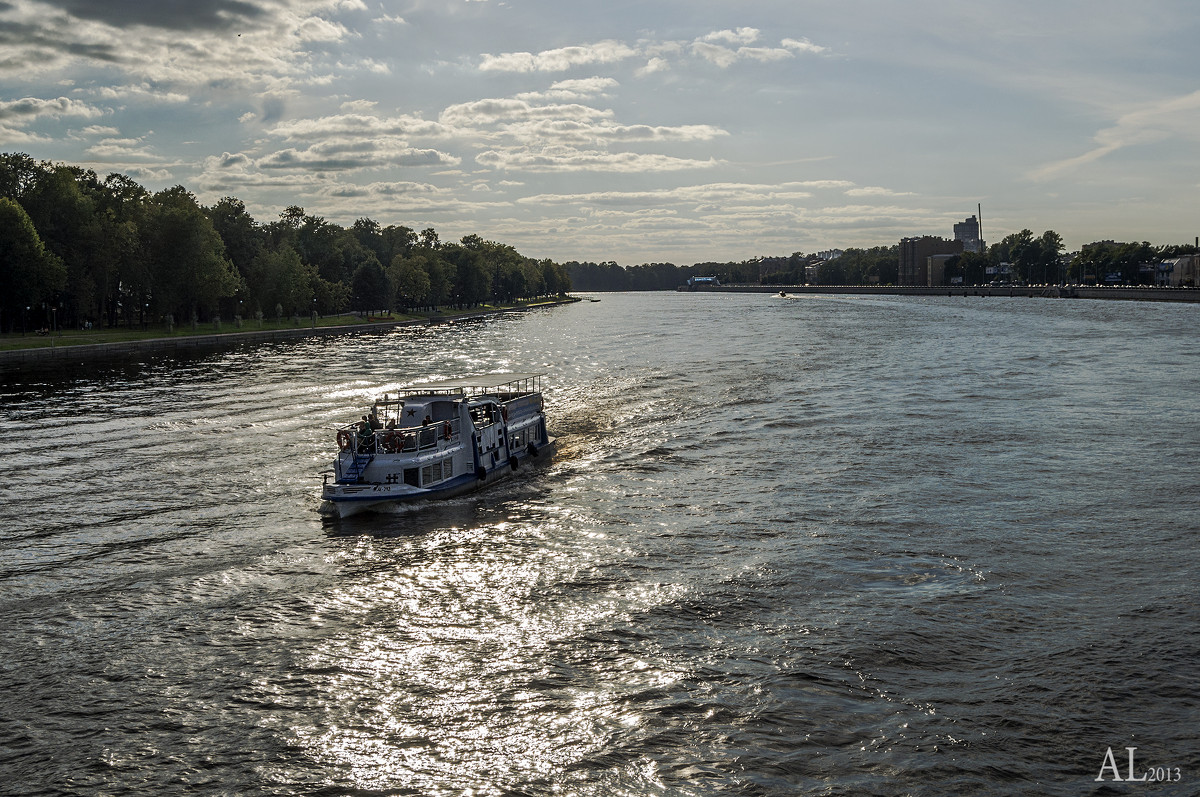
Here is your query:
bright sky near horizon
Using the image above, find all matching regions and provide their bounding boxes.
[2,0,1198,265]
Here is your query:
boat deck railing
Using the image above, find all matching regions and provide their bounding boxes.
[500,392,543,421]
[339,416,463,456]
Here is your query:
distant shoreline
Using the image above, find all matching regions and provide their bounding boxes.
[0,297,580,368]
[691,284,1200,302]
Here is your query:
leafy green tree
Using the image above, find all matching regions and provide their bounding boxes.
[146,186,239,322]
[423,252,451,310]
[245,245,312,317]
[380,224,418,265]
[814,258,846,285]
[443,241,490,307]
[297,214,346,284]
[19,165,97,325]
[0,152,569,330]
[0,198,66,331]
[350,259,388,315]
[92,173,149,327]
[314,276,350,315]
[0,152,44,201]
[351,217,388,266]
[387,255,431,312]
[541,259,570,295]
[955,251,991,285]
[207,197,263,278]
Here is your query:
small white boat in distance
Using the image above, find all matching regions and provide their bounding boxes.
[320,372,554,518]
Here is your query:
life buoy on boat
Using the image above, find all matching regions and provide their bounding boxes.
[336,430,352,451]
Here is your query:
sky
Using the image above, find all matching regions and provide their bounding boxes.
[2,0,1199,265]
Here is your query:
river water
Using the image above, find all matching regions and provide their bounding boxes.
[1,292,1197,796]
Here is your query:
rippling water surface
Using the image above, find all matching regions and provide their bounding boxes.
[1,293,1197,796]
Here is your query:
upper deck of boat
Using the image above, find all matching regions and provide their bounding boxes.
[398,372,545,399]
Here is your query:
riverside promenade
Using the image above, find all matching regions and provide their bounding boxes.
[700,284,1200,302]
[0,297,580,368]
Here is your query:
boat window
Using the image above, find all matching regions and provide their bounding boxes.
[404,468,419,487]
[470,404,498,428]
[420,458,452,486]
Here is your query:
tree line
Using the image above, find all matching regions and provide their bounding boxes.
[0,153,571,333]
[567,232,1198,291]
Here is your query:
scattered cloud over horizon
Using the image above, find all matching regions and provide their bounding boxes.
[2,0,1198,263]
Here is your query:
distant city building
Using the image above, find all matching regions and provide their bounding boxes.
[927,253,956,287]
[953,215,984,253]
[899,236,963,285]
[1160,255,1199,286]
[816,249,844,261]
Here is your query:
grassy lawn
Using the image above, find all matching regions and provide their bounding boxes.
[0,299,570,352]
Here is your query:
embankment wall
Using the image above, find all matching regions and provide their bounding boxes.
[0,299,578,367]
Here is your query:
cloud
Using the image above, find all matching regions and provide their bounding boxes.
[519,181,825,207]
[256,142,461,171]
[636,57,669,77]
[500,119,726,146]
[35,0,266,31]
[690,42,740,68]
[844,186,916,197]
[479,39,639,73]
[1029,89,1200,181]
[516,77,618,102]
[438,98,612,128]
[324,180,439,198]
[85,135,153,158]
[0,95,104,122]
[475,147,718,173]
[269,112,450,140]
[479,30,826,74]
[93,84,191,104]
[207,151,254,170]
[76,124,122,137]
[782,37,828,55]
[700,28,761,46]
[691,32,826,68]
[0,0,358,90]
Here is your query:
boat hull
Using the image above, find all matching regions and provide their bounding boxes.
[319,437,555,519]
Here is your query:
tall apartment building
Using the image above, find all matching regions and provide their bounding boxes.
[898,236,963,285]
[953,215,983,253]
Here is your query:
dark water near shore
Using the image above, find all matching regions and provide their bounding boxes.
[1,293,1197,796]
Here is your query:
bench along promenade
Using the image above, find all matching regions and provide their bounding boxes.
[696,284,1200,302]
[0,297,580,367]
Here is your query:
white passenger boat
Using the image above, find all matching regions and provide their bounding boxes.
[319,372,554,518]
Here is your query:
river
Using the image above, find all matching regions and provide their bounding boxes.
[1,292,1197,795]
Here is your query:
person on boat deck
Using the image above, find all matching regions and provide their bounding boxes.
[357,415,375,452]
[423,414,432,426]
[384,418,397,430]
[368,413,382,430]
